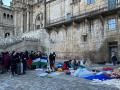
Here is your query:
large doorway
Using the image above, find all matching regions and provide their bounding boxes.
[108,41,118,62]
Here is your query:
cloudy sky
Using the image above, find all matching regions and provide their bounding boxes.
[3,0,11,6]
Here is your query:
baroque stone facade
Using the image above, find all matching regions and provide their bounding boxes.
[1,0,120,62]
[45,0,120,62]
[0,0,14,38]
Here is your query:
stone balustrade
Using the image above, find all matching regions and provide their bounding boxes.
[0,30,44,48]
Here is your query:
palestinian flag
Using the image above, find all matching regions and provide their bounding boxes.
[40,56,48,65]
[32,56,48,66]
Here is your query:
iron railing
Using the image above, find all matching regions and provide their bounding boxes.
[46,1,120,27]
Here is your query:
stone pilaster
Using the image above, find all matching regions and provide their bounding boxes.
[14,11,17,36]
[27,9,30,32]
[21,11,24,34]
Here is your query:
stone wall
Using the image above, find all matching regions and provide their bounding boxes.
[9,0,120,63]
[44,14,120,62]
[0,5,14,38]
[5,40,39,52]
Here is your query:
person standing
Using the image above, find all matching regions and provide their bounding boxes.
[52,52,56,71]
[4,52,11,72]
[16,53,21,75]
[22,52,27,74]
[49,53,53,71]
[10,51,17,76]
[112,53,118,66]
[52,52,56,61]
[0,53,4,74]
[27,56,32,69]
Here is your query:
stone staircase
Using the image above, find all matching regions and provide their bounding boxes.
[0,30,47,49]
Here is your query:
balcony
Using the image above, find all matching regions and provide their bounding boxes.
[46,1,120,28]
[72,1,120,22]
[46,15,73,29]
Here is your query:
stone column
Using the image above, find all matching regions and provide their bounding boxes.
[14,11,17,36]
[20,11,24,34]
[117,14,120,61]
[27,9,30,32]
[0,27,3,37]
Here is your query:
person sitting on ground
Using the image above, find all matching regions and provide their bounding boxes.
[67,60,72,68]
[62,61,69,71]
[73,59,78,70]
[77,60,80,67]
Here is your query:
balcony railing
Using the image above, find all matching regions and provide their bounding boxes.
[73,1,120,19]
[46,1,120,27]
[46,15,73,28]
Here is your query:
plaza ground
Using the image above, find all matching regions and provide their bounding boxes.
[0,70,119,90]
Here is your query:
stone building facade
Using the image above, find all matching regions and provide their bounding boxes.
[1,0,120,62]
[0,0,14,38]
[45,0,120,62]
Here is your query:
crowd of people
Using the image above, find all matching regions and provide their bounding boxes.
[0,51,44,76]
[0,50,118,77]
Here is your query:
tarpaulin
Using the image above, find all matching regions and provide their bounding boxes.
[85,74,113,80]
[74,68,94,78]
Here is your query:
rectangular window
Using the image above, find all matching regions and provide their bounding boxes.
[87,0,95,5]
[72,0,81,4]
[36,25,40,29]
[108,0,117,10]
[108,18,116,30]
[82,35,87,42]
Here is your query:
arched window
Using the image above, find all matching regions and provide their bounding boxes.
[3,13,6,18]
[4,32,10,38]
[35,13,44,29]
[11,15,13,19]
[7,14,10,19]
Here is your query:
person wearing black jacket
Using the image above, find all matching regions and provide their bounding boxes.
[10,51,17,76]
[112,54,118,66]
[0,53,4,74]
[49,53,53,70]
[49,52,56,71]
[52,52,56,64]
[21,52,27,74]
